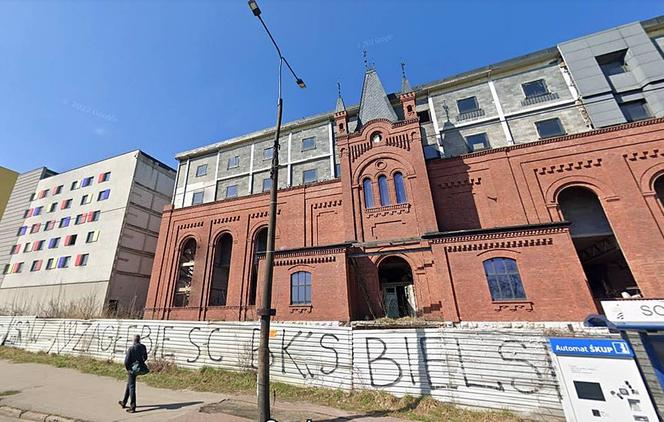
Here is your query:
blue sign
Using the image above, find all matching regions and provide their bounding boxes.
[549,337,633,358]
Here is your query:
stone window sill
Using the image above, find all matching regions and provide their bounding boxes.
[289,305,313,314]
[492,300,533,312]
[364,203,411,217]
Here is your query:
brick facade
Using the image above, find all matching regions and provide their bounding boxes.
[145,102,664,322]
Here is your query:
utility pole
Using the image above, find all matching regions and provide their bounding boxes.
[247,2,305,421]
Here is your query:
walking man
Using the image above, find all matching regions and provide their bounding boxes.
[118,334,148,413]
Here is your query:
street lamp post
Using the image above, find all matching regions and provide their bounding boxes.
[247,1,305,421]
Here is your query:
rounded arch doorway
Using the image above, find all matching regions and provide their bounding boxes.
[378,256,416,318]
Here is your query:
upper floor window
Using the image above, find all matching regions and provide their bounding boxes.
[64,234,77,246]
[226,185,238,198]
[363,178,374,208]
[38,189,49,199]
[596,49,628,77]
[30,260,42,272]
[302,137,316,151]
[417,110,431,123]
[263,147,274,160]
[81,195,91,205]
[71,181,79,191]
[378,175,391,206]
[81,176,93,187]
[192,191,204,205]
[394,173,407,204]
[98,172,111,183]
[457,96,479,114]
[290,271,312,305]
[44,221,55,231]
[88,210,101,222]
[466,133,490,152]
[98,189,110,201]
[23,209,32,218]
[483,257,526,301]
[48,237,60,249]
[535,118,565,139]
[57,256,71,269]
[86,230,100,243]
[30,223,40,233]
[227,156,240,169]
[46,258,55,270]
[303,169,317,184]
[17,226,27,236]
[75,214,86,225]
[61,198,72,209]
[49,202,58,212]
[59,217,71,228]
[262,178,272,192]
[522,79,548,98]
[195,164,207,177]
[29,193,35,201]
[620,100,652,122]
[335,164,341,178]
[54,185,63,195]
[33,206,43,216]
[75,254,89,267]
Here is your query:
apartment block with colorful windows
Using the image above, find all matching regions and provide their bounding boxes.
[0,151,175,315]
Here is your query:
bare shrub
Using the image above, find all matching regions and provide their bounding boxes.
[148,358,176,373]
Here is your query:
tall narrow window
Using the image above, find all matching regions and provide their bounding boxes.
[290,271,312,305]
[249,227,268,306]
[173,239,196,307]
[209,233,233,306]
[394,173,407,204]
[378,175,391,206]
[483,258,526,301]
[362,178,374,208]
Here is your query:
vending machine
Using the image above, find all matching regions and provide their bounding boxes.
[549,337,658,421]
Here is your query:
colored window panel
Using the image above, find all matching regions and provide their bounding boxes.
[290,271,312,305]
[98,189,110,201]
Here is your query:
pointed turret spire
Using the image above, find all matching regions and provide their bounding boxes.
[400,62,412,93]
[335,81,346,113]
[357,67,398,129]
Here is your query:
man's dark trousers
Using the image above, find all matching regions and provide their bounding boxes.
[122,372,137,410]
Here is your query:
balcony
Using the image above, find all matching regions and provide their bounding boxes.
[521,92,559,107]
[456,108,485,122]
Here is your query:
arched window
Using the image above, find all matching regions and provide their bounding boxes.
[290,271,312,305]
[655,175,664,208]
[378,175,390,206]
[249,227,268,305]
[209,233,232,306]
[394,172,407,204]
[482,258,526,301]
[363,178,374,208]
[173,238,196,307]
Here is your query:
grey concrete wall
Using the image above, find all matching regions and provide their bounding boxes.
[493,64,572,115]
[508,107,588,144]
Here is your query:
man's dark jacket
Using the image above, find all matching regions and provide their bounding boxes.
[124,342,148,371]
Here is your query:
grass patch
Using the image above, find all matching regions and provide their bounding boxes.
[0,390,19,397]
[0,346,526,422]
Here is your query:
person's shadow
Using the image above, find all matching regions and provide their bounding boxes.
[134,401,204,413]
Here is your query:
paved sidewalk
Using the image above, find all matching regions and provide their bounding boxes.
[0,359,404,422]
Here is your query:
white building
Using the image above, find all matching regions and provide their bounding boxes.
[0,151,175,315]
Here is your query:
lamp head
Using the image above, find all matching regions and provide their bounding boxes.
[296,78,306,89]
[248,0,261,16]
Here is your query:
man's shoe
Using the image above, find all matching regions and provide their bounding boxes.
[126,408,136,413]
[118,401,126,409]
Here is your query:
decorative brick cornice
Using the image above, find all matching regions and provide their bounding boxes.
[177,221,204,230]
[275,255,337,267]
[364,202,411,218]
[536,158,602,175]
[312,199,342,209]
[623,149,663,161]
[494,301,534,312]
[438,177,481,189]
[443,237,553,252]
[212,215,241,225]
[428,223,568,244]
[250,209,281,219]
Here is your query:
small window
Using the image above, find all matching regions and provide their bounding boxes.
[195,164,208,177]
[57,256,71,269]
[302,137,316,151]
[2,264,9,274]
[303,169,318,184]
[417,110,431,123]
[29,193,35,201]
[227,156,240,169]
[59,217,71,228]
[10,244,20,254]
[30,223,40,233]
[620,100,652,122]
[226,185,238,198]
[457,96,479,114]
[33,240,43,251]
[535,118,565,139]
[262,178,272,192]
[13,262,24,273]
[17,226,27,236]
[596,49,628,77]
[38,189,48,199]
[23,209,31,218]
[263,147,274,160]
[44,221,55,231]
[378,175,391,206]
[30,260,42,272]
[363,178,374,208]
[80,195,91,205]
[46,258,55,270]
[54,185,63,194]
[48,238,60,249]
[62,199,72,209]
[76,254,89,267]
[290,271,312,305]
[23,243,31,253]
[75,214,86,225]
[466,133,490,151]
[394,173,407,204]
[192,191,204,205]
[33,206,43,216]
[49,202,58,212]
[89,210,101,222]
[522,79,548,98]
[99,172,111,183]
[86,230,99,243]
[81,176,93,187]
[335,163,341,178]
[98,189,110,201]
[64,234,77,246]
[483,257,526,301]
[71,181,79,190]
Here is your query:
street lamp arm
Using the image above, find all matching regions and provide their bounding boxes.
[256,14,305,88]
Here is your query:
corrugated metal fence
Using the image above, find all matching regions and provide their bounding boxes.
[0,316,564,419]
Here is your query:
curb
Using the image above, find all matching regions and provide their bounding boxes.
[0,406,84,422]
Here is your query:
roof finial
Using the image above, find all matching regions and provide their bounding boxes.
[337,81,342,98]
[335,81,346,113]
[400,61,412,93]
[363,50,368,70]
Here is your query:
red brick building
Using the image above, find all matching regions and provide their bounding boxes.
[145,68,664,323]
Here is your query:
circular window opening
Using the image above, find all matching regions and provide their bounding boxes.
[371,132,382,143]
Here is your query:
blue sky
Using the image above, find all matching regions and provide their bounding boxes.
[1,0,662,173]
